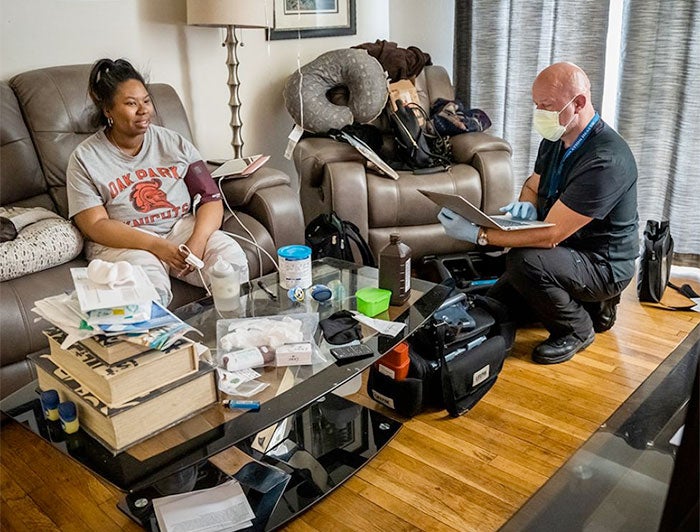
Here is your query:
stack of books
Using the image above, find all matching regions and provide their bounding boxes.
[30,266,218,454]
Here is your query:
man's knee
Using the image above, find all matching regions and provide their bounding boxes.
[505,248,549,285]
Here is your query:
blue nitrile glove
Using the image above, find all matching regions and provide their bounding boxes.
[438,208,480,243]
[499,201,537,220]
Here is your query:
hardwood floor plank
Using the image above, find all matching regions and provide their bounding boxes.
[303,484,418,531]
[343,476,457,532]
[480,389,598,440]
[459,401,578,459]
[5,497,61,532]
[358,447,513,529]
[388,430,528,504]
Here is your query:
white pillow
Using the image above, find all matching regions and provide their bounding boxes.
[0,207,83,281]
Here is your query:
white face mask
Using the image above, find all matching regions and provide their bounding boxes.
[533,95,577,141]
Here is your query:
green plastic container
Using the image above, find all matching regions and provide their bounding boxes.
[355,287,392,317]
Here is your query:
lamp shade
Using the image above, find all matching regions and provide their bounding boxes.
[187,0,269,28]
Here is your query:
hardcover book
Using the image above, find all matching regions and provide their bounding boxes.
[44,328,199,406]
[79,334,151,365]
[30,353,218,454]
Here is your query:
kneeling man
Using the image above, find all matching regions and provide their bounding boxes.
[438,61,638,364]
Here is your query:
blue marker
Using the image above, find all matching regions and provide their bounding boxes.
[223,400,260,411]
[470,278,498,287]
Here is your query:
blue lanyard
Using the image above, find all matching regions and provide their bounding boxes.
[547,113,600,198]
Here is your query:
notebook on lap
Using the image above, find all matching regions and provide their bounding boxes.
[418,189,554,231]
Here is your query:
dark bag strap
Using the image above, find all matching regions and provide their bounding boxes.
[341,219,376,267]
[389,100,451,170]
[651,282,700,311]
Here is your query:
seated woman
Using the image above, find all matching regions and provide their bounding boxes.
[67,58,248,306]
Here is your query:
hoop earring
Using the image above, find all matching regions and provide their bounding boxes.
[107,117,114,127]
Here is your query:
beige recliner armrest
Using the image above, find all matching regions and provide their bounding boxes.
[450,132,512,164]
[450,132,514,214]
[294,137,365,189]
[219,167,291,207]
[219,167,305,275]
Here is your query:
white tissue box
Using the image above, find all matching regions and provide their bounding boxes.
[275,343,312,366]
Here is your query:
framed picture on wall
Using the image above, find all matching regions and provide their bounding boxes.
[268,0,356,40]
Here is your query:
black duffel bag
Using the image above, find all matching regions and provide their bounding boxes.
[367,293,512,418]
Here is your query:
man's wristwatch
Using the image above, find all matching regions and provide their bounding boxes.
[477,227,489,247]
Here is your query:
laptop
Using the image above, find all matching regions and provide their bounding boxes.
[418,189,554,231]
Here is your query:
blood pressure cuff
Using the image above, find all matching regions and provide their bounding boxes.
[319,310,362,345]
[184,160,221,205]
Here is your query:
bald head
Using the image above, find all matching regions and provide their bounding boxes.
[531,62,596,145]
[533,62,591,100]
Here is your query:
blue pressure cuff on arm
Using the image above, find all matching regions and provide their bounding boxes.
[184,160,221,204]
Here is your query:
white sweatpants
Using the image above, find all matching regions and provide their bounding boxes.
[84,215,249,306]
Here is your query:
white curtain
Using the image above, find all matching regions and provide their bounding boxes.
[454,0,610,193]
[617,0,700,264]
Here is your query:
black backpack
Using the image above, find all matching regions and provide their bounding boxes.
[388,99,451,170]
[305,211,375,267]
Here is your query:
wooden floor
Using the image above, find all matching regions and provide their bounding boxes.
[1,275,698,531]
[288,275,700,532]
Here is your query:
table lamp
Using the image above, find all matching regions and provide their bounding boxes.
[187,0,269,158]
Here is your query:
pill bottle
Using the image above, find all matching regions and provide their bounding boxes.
[378,233,412,305]
[375,341,410,381]
[210,256,241,312]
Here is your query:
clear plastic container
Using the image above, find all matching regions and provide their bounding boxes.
[209,255,241,312]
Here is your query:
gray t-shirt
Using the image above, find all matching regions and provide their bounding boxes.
[67,125,202,235]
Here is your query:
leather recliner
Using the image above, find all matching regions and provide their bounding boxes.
[293,65,514,261]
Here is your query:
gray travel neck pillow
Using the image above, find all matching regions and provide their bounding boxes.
[283,48,388,134]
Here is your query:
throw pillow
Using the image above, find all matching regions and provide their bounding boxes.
[0,207,83,281]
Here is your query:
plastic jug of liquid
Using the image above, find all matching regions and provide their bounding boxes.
[210,255,241,311]
[378,233,412,305]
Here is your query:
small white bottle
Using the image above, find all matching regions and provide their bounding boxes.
[209,255,241,311]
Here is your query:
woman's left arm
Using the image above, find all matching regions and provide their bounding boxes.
[182,159,224,259]
[184,200,224,259]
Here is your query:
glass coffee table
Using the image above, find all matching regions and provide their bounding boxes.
[1,258,449,530]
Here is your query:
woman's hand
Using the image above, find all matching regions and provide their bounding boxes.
[183,237,206,267]
[152,239,191,274]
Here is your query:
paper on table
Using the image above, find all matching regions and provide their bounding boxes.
[71,265,158,312]
[350,311,407,337]
[153,479,255,532]
[32,293,95,348]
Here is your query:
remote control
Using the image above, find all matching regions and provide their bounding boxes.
[330,343,376,363]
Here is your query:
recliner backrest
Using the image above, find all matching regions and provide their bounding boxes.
[8,64,194,219]
[413,65,455,111]
[371,65,457,158]
[0,81,53,211]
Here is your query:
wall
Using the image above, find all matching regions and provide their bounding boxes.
[388,0,454,77]
[1,0,453,178]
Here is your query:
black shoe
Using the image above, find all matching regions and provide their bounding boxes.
[532,330,595,364]
[585,295,620,333]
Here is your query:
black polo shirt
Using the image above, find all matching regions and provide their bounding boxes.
[534,118,638,282]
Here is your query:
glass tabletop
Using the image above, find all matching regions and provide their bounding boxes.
[1,258,450,493]
[502,323,700,531]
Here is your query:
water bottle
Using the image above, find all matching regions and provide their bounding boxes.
[209,255,241,311]
[378,233,412,305]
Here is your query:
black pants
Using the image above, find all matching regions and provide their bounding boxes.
[487,247,631,341]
